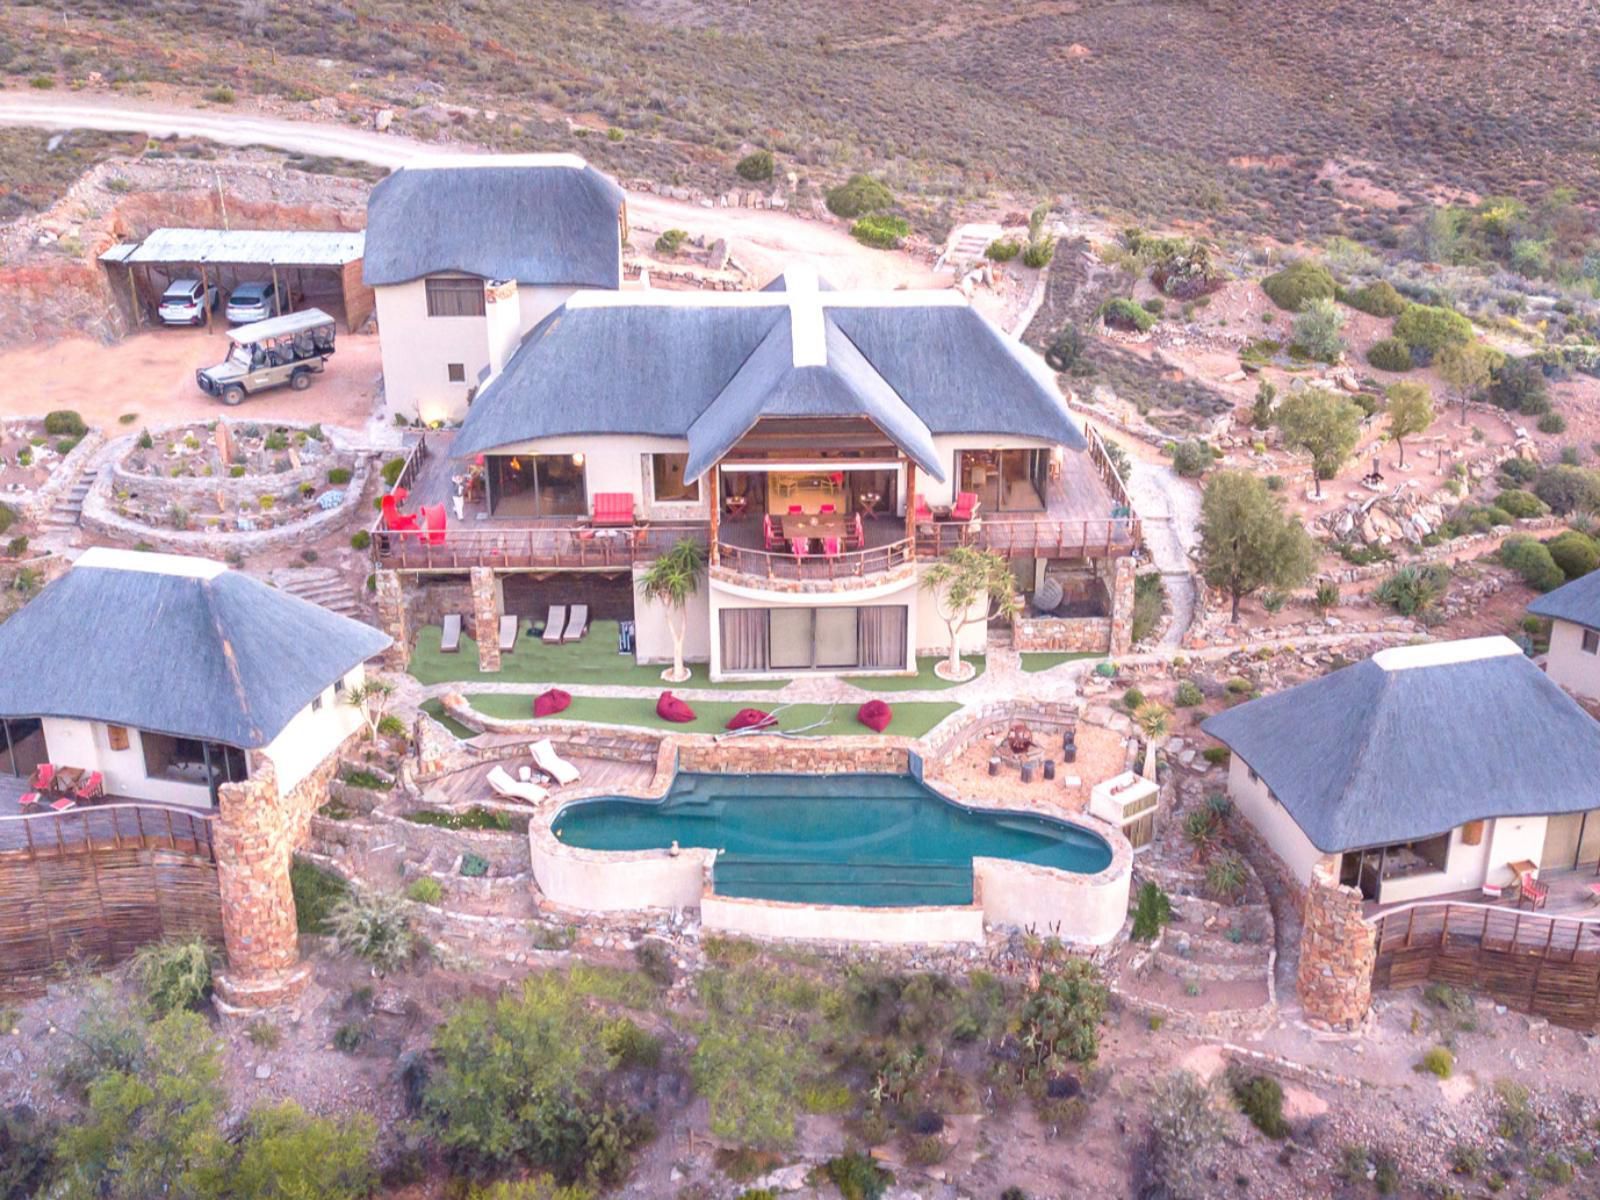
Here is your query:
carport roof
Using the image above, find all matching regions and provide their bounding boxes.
[103,228,365,267]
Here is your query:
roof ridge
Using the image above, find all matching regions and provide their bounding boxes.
[200,575,263,747]
[1323,660,1394,848]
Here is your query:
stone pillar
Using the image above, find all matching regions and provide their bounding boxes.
[470,565,501,673]
[211,760,311,1011]
[373,569,411,670]
[1296,861,1377,1030]
[1107,556,1136,655]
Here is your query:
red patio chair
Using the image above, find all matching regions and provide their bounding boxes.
[1519,871,1548,911]
[591,493,635,527]
[822,537,842,557]
[49,795,75,813]
[820,503,836,514]
[951,491,981,522]
[422,503,448,545]
[914,496,933,523]
[788,504,803,515]
[18,792,40,810]
[790,537,809,561]
[762,513,779,550]
[381,493,420,534]
[75,771,104,802]
[30,763,55,790]
[848,514,865,549]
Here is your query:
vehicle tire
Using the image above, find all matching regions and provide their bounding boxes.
[290,369,311,392]
[221,385,246,406]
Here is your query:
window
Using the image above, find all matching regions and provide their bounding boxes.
[1583,628,1599,655]
[425,276,486,318]
[485,454,587,518]
[334,676,347,695]
[650,453,699,502]
[447,362,466,383]
[141,733,248,801]
[311,693,324,712]
[956,449,1048,513]
[719,605,907,673]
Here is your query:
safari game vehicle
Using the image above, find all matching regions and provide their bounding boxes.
[195,308,336,405]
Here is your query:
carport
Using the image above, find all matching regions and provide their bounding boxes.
[101,228,371,332]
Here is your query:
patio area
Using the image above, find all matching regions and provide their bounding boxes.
[0,773,215,857]
[1367,866,1600,920]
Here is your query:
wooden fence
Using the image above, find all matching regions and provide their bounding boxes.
[0,805,222,999]
[1370,901,1600,1029]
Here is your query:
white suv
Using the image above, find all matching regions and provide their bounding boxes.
[158,278,219,326]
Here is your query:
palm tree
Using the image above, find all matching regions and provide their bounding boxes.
[345,678,395,741]
[921,546,1021,681]
[1133,701,1172,780]
[636,538,706,683]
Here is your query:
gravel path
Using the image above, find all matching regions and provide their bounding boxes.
[1125,457,1203,648]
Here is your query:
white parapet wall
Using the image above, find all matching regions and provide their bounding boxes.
[701,894,988,945]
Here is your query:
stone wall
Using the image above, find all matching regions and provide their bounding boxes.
[15,429,105,524]
[470,565,500,673]
[1109,555,1136,655]
[1011,615,1112,653]
[1295,860,1376,1030]
[676,736,909,776]
[374,569,411,670]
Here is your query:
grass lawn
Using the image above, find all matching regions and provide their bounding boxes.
[409,622,782,691]
[419,697,478,739]
[463,693,962,738]
[1020,651,1105,673]
[854,655,985,692]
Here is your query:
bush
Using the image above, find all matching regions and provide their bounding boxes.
[1366,337,1413,372]
[825,174,894,218]
[1204,851,1249,903]
[1533,464,1600,514]
[600,1018,662,1069]
[1130,882,1173,942]
[985,238,1022,262]
[1537,412,1567,434]
[1146,1072,1226,1200]
[0,1103,53,1200]
[1394,304,1473,361]
[1547,530,1600,579]
[6,536,27,559]
[1314,581,1340,610]
[130,937,213,1015]
[824,1151,893,1200]
[222,1101,378,1200]
[468,1179,595,1200]
[654,228,688,255]
[1016,961,1108,1071]
[1346,279,1407,317]
[461,853,489,877]
[1375,563,1451,617]
[1100,297,1156,332]
[1261,260,1336,311]
[327,466,352,485]
[57,437,81,455]
[1418,1047,1455,1079]
[380,457,406,487]
[0,505,14,536]
[1292,296,1346,361]
[405,877,443,905]
[1489,356,1550,414]
[203,84,236,103]
[1230,1071,1290,1138]
[851,214,910,249]
[350,529,371,551]
[1500,535,1565,592]
[1167,439,1213,479]
[327,890,415,972]
[1174,679,1204,707]
[1044,324,1084,371]
[44,410,87,437]
[1495,488,1547,518]
[735,150,774,182]
[1021,239,1055,268]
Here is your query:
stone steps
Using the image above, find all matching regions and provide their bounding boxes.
[40,478,92,530]
[272,567,363,618]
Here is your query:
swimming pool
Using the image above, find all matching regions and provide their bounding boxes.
[551,772,1114,907]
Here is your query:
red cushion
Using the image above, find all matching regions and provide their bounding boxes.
[726,707,776,731]
[656,691,697,723]
[857,699,893,732]
[533,688,572,718]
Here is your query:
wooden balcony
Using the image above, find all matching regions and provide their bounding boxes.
[372,522,709,572]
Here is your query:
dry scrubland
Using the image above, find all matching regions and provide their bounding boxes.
[3,0,1600,239]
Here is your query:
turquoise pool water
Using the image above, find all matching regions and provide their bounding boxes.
[551,772,1113,907]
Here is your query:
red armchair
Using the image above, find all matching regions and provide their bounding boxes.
[762,513,779,550]
[1519,871,1548,910]
[592,493,635,527]
[422,503,448,545]
[381,493,420,534]
[75,771,104,802]
[951,491,981,522]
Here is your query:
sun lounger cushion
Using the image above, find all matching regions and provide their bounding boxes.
[592,493,635,526]
[542,606,567,644]
[857,699,893,732]
[487,765,548,805]
[563,605,589,642]
[440,613,462,653]
[534,688,572,718]
[656,691,697,723]
[726,707,776,731]
[499,614,519,652]
[531,738,581,785]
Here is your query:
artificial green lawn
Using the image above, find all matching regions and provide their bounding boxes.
[409,621,782,691]
[1019,651,1104,673]
[463,693,962,738]
[853,655,984,692]
[419,697,477,740]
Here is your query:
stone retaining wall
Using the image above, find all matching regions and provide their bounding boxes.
[1012,614,1112,653]
[14,429,105,524]
[709,561,917,596]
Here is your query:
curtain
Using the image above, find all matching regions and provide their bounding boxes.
[720,608,770,673]
[857,605,907,670]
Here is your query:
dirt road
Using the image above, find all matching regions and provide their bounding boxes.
[0,91,942,291]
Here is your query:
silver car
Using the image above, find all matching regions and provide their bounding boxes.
[225,280,284,324]
[157,278,219,326]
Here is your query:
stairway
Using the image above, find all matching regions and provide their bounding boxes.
[272,566,364,618]
[39,476,92,531]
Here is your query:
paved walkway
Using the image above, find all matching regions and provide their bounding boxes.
[1124,458,1202,649]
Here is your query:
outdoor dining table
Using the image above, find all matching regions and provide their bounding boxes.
[780,512,847,547]
[54,766,86,794]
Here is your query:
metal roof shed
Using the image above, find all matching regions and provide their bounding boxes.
[100,227,372,332]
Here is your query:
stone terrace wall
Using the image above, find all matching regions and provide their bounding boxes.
[13,429,105,524]
[1296,860,1376,1030]
[1012,615,1112,654]
[676,736,909,776]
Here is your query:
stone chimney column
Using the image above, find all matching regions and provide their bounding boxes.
[1108,556,1136,655]
[471,565,501,673]
[1296,860,1377,1030]
[373,569,411,670]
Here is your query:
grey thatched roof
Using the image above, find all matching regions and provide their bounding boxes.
[1200,637,1600,853]
[363,156,624,288]
[1527,570,1600,630]
[453,268,1086,469]
[0,549,391,748]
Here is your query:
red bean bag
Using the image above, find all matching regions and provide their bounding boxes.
[533,688,571,718]
[656,691,697,723]
[857,699,893,732]
[726,707,776,731]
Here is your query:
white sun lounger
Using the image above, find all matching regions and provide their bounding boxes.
[542,605,566,645]
[499,614,519,652]
[486,765,547,805]
[530,738,580,785]
[440,613,462,653]
[562,604,589,643]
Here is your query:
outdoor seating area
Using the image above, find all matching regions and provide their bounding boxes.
[18,762,105,813]
[1368,864,1600,920]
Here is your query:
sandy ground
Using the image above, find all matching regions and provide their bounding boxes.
[0,324,384,427]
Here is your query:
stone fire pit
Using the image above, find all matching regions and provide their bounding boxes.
[994,721,1046,769]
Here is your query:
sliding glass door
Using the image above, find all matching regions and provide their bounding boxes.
[721,605,907,673]
[957,449,1047,512]
[486,454,588,518]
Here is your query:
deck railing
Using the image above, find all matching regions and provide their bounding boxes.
[715,537,914,582]
[0,802,217,862]
[373,523,709,571]
[917,515,1140,559]
[1370,899,1600,963]
[365,433,430,550]
[1084,422,1136,515]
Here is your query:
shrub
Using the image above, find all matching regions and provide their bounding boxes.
[333,1021,367,1053]
[1017,961,1108,1071]
[1394,304,1473,361]
[1419,1047,1454,1079]
[327,466,352,485]
[229,465,246,478]
[57,437,81,455]
[405,877,443,904]
[327,890,415,972]
[1230,1071,1290,1138]
[1122,687,1147,711]
[1100,297,1156,332]
[986,238,1022,262]
[825,174,894,218]
[1146,1072,1226,1200]
[1500,535,1565,592]
[1045,324,1083,371]
[634,937,676,986]
[1537,412,1567,434]
[1533,464,1600,514]
[460,853,489,877]
[1494,1079,1536,1141]
[1292,297,1346,361]
[469,1178,595,1200]
[1548,530,1600,579]
[1489,356,1550,414]
[654,228,688,255]
[1375,563,1450,617]
[6,536,27,558]
[1130,882,1172,942]
[203,84,236,103]
[0,1102,53,1199]
[0,505,14,536]
[735,150,774,182]
[1174,679,1204,707]
[600,1017,662,1068]
[851,214,910,249]
[350,529,371,550]
[1346,279,1407,317]
[1495,488,1547,518]
[1021,239,1055,268]
[129,937,213,1014]
[1366,336,1413,372]
[1261,260,1336,311]
[1171,439,1215,478]
[137,428,155,450]
[44,410,87,437]
[405,807,519,832]
[263,430,288,451]
[824,1150,893,1200]
[1314,581,1340,610]
[380,457,407,487]
[1204,851,1249,903]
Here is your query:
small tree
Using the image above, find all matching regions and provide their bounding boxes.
[1249,379,1277,430]
[1199,471,1316,621]
[1384,381,1436,467]
[922,545,1020,681]
[345,679,395,742]
[636,538,706,683]
[1133,702,1171,780]
[1273,391,1364,497]
[1436,340,1498,426]
[1292,296,1346,361]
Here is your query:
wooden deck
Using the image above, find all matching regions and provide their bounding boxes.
[426,749,655,808]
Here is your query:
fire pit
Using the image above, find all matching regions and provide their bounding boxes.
[994,721,1046,769]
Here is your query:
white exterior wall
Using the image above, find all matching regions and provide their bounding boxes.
[705,572,920,681]
[484,434,709,520]
[914,566,992,659]
[632,568,712,668]
[1225,754,1331,885]
[1376,815,1548,903]
[261,665,369,794]
[1544,618,1600,702]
